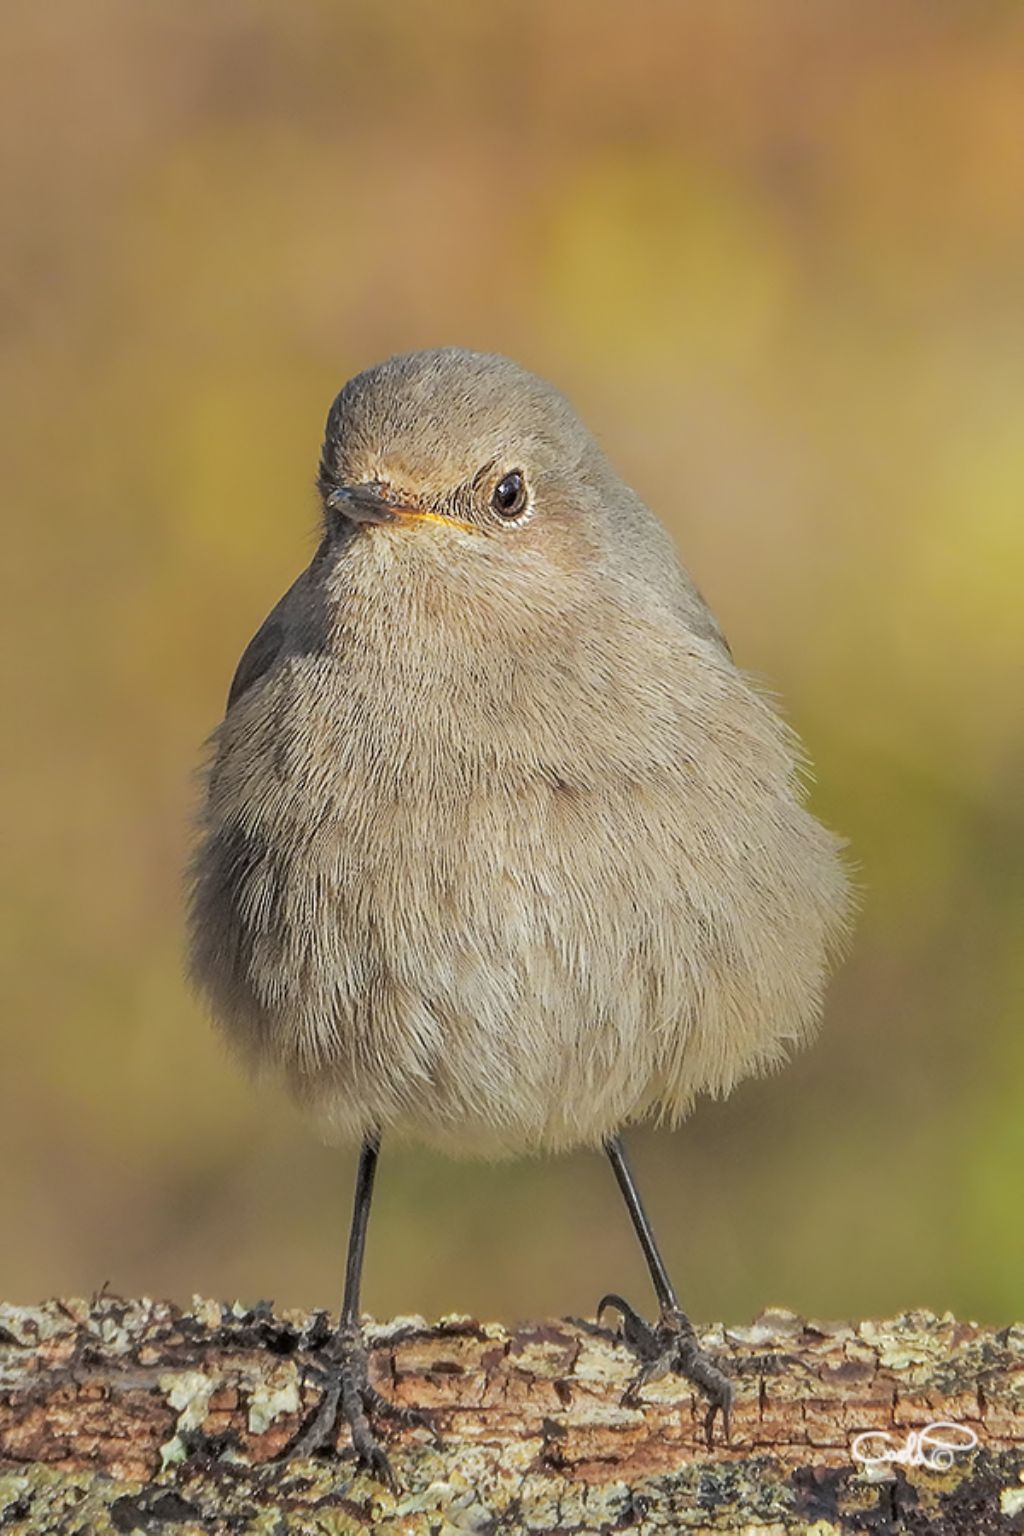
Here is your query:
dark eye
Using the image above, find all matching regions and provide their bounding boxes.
[491,469,528,520]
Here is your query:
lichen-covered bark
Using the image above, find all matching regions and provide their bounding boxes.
[0,1298,1021,1533]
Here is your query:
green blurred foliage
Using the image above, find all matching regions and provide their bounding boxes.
[2,0,1022,1326]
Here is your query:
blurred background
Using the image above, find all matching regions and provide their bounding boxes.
[2,1,1022,1330]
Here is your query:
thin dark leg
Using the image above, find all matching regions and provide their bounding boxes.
[288,1132,430,1484]
[604,1134,680,1314]
[598,1134,732,1445]
[339,1131,380,1325]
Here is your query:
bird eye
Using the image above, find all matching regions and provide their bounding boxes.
[491,470,529,520]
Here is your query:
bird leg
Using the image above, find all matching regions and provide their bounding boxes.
[598,1136,732,1445]
[287,1132,432,1487]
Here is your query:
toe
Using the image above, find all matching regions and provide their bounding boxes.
[597,1294,661,1357]
[289,1380,342,1459]
[703,1390,731,1447]
[360,1438,397,1493]
[365,1385,437,1437]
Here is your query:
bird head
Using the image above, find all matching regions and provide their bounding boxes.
[316,348,614,568]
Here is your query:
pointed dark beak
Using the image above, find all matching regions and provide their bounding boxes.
[325,481,479,535]
[325,483,401,526]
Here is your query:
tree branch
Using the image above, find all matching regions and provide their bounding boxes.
[1,1297,1021,1533]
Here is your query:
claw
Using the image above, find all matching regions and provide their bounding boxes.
[361,1440,398,1495]
[364,1385,440,1443]
[596,1293,632,1322]
[703,1394,729,1448]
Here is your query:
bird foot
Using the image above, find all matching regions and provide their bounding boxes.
[287,1320,434,1489]
[597,1293,732,1446]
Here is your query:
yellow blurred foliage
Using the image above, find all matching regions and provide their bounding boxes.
[2,0,1021,1325]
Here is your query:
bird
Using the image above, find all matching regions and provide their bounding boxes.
[188,347,851,1485]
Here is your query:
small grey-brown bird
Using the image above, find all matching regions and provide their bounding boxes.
[189,347,851,1484]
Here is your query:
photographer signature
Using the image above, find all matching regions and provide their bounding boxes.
[851,1421,979,1474]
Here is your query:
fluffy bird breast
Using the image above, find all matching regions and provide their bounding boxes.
[189,533,850,1155]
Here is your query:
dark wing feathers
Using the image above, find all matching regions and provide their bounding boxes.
[227,616,286,710]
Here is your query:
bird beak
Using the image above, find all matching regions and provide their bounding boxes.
[326,484,398,526]
[326,483,478,534]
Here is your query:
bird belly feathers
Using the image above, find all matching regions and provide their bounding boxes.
[189,552,850,1155]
